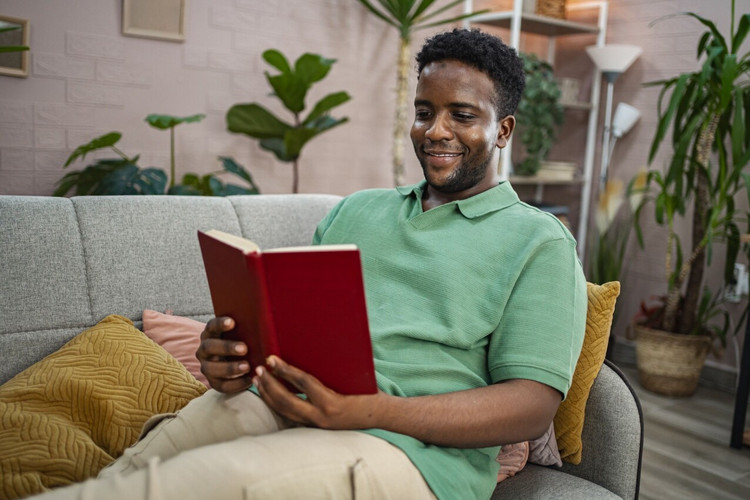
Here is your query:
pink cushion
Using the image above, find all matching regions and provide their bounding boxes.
[528,421,562,467]
[496,422,561,482]
[141,310,209,387]
[496,441,529,482]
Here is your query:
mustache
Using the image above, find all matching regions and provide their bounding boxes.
[422,141,464,154]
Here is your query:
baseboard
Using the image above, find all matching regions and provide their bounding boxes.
[609,338,739,394]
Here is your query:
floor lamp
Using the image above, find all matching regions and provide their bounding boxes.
[585,44,642,190]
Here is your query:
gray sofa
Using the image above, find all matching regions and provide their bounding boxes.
[0,194,643,499]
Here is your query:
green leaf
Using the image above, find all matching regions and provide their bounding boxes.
[145,113,206,130]
[731,88,746,162]
[732,14,750,53]
[64,132,122,167]
[266,72,308,113]
[134,168,168,194]
[295,53,335,85]
[284,128,321,159]
[649,74,689,163]
[303,91,351,124]
[217,156,259,192]
[0,45,28,53]
[226,103,291,139]
[719,54,738,110]
[259,138,295,162]
[262,49,292,74]
[354,0,400,29]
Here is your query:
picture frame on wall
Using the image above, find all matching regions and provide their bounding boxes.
[0,15,29,78]
[122,0,186,43]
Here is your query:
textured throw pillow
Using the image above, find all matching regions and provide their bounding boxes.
[495,441,529,482]
[0,315,206,500]
[554,281,620,464]
[528,421,562,467]
[142,309,209,387]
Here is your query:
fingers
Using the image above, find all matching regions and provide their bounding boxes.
[266,356,321,396]
[200,316,235,341]
[253,363,315,425]
[196,316,252,393]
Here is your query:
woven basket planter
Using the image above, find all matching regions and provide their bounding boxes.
[535,0,566,19]
[633,325,711,397]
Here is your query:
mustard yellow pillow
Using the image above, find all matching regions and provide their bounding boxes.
[0,315,207,500]
[554,281,620,464]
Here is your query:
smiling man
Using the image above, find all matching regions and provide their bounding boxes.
[33,29,586,500]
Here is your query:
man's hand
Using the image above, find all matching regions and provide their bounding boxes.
[255,354,560,448]
[196,317,253,393]
[253,355,385,430]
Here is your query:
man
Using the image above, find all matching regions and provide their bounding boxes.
[35,28,586,500]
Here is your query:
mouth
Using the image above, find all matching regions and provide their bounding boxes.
[423,149,463,160]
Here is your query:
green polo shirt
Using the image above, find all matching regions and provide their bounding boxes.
[312,180,587,500]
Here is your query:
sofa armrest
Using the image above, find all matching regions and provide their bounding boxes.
[560,360,644,500]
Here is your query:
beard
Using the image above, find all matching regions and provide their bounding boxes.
[418,146,495,194]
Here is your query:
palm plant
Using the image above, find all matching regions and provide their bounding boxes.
[354,0,487,186]
[633,0,750,340]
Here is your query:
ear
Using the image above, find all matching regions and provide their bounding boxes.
[495,115,516,149]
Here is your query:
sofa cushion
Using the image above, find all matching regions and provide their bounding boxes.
[554,281,620,464]
[0,315,206,499]
[142,309,209,387]
[492,464,622,499]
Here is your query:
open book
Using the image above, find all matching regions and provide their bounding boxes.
[197,229,377,395]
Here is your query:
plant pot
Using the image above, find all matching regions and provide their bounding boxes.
[633,324,711,397]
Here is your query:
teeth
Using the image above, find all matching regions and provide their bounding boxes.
[427,152,460,157]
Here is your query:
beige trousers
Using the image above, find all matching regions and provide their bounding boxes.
[31,390,436,500]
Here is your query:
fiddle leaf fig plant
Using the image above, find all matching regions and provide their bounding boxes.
[226,50,350,193]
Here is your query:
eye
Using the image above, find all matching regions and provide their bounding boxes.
[453,112,476,122]
[415,109,432,120]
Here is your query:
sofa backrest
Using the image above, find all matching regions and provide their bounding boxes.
[0,194,342,384]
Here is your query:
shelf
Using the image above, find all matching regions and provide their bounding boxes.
[509,176,582,185]
[467,11,600,37]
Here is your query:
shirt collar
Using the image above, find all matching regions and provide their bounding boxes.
[396,180,520,219]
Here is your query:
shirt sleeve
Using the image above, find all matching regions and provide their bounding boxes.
[311,198,347,245]
[487,236,587,398]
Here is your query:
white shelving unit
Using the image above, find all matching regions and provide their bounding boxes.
[463,0,609,259]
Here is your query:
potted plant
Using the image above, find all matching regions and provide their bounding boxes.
[225,49,349,194]
[630,1,750,396]
[55,115,260,196]
[513,53,564,176]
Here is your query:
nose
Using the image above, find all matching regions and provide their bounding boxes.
[425,112,453,141]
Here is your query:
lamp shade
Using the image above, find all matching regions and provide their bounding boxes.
[612,103,640,138]
[585,44,642,74]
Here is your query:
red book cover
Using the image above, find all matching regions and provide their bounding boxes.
[197,229,377,395]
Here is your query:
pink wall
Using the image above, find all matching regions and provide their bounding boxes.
[1,0,748,373]
[0,0,435,196]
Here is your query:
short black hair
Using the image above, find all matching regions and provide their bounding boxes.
[415,28,525,117]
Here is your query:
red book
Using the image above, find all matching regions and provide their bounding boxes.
[197,229,377,395]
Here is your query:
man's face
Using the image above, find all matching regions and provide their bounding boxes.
[410,59,511,197]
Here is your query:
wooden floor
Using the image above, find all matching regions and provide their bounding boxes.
[617,364,750,500]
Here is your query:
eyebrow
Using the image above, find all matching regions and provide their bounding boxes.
[413,99,480,110]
